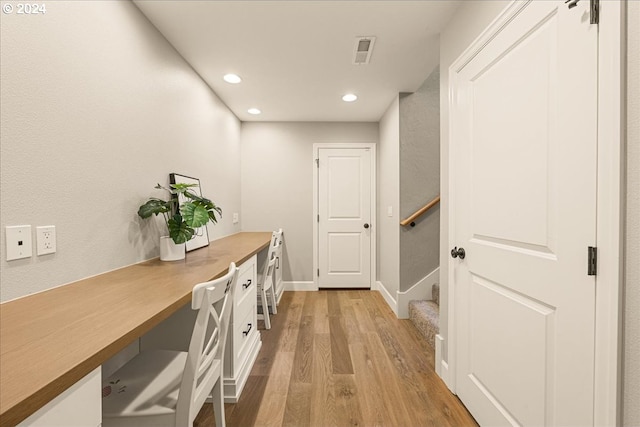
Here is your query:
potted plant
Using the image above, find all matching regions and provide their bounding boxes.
[138,183,222,261]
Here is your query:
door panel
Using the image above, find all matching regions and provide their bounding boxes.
[471,11,556,249]
[328,157,362,218]
[328,232,362,272]
[469,275,555,427]
[319,148,371,288]
[452,1,597,425]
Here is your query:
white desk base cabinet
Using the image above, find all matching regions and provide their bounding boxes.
[18,367,101,427]
[223,254,261,402]
[140,255,261,403]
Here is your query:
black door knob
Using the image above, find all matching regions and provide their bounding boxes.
[364,223,370,229]
[565,0,579,9]
[451,247,466,259]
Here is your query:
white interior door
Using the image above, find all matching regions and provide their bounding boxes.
[451,1,598,426]
[318,147,372,288]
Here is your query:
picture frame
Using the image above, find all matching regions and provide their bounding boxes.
[169,173,210,252]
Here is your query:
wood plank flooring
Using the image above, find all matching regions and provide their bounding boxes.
[195,290,478,427]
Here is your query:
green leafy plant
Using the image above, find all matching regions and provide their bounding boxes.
[137,183,222,244]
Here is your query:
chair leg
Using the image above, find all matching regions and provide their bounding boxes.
[260,286,271,330]
[212,379,225,427]
[268,286,278,315]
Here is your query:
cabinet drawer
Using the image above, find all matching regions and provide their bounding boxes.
[235,281,255,321]
[234,302,256,363]
[235,256,256,306]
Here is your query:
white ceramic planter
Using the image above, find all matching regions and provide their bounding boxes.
[159,236,185,261]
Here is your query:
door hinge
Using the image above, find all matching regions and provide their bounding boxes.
[317,214,319,222]
[317,268,320,277]
[315,158,319,167]
[588,246,597,276]
[590,0,599,24]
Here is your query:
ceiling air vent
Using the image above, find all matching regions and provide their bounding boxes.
[353,36,376,65]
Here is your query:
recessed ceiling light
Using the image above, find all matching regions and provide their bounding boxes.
[342,93,358,102]
[247,108,262,115]
[223,74,242,84]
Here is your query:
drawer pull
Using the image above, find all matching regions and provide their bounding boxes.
[276,256,280,269]
[242,323,252,336]
[242,279,252,289]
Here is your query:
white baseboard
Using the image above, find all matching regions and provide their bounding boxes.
[374,281,397,315]
[435,334,444,377]
[283,281,317,291]
[396,267,440,319]
[435,334,454,392]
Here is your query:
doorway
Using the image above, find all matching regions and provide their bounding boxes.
[313,143,376,289]
[447,1,623,425]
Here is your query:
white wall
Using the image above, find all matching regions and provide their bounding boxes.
[0,1,241,302]
[439,0,511,361]
[624,0,639,424]
[377,97,400,299]
[399,68,440,293]
[240,122,378,284]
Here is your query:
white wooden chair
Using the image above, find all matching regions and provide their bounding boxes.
[257,253,278,329]
[269,229,283,291]
[102,263,239,427]
[256,229,283,329]
[272,228,283,301]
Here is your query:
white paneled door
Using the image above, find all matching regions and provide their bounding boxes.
[318,147,372,288]
[451,1,597,426]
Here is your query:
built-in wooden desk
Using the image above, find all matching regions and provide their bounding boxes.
[0,232,271,427]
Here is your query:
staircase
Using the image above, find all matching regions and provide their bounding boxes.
[408,283,439,348]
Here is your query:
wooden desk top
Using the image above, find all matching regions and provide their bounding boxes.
[0,232,271,427]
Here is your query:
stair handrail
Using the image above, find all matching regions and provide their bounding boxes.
[400,195,440,227]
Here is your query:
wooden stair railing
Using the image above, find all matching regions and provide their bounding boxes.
[400,195,440,227]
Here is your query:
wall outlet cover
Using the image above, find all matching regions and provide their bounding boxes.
[6,225,32,261]
[36,225,56,255]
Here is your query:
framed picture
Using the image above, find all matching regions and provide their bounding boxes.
[169,173,210,252]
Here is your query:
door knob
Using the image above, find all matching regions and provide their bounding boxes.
[364,223,370,229]
[451,246,466,259]
[564,0,579,9]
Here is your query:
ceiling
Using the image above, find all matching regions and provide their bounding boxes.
[133,1,461,122]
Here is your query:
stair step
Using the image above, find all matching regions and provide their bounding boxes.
[409,300,439,348]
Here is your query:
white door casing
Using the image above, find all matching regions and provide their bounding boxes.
[450,1,599,426]
[314,144,375,289]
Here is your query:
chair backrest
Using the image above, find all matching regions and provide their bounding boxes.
[261,230,280,281]
[176,263,238,425]
[271,228,283,251]
[268,231,279,257]
[262,252,277,290]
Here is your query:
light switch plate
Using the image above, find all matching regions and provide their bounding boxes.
[387,206,393,217]
[6,225,32,261]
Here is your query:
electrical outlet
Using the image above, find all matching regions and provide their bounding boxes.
[36,226,56,255]
[5,225,32,261]
[233,213,239,224]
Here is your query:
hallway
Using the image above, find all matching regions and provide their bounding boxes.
[195,290,477,426]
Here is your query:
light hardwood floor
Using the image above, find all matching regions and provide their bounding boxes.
[195,290,478,427]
